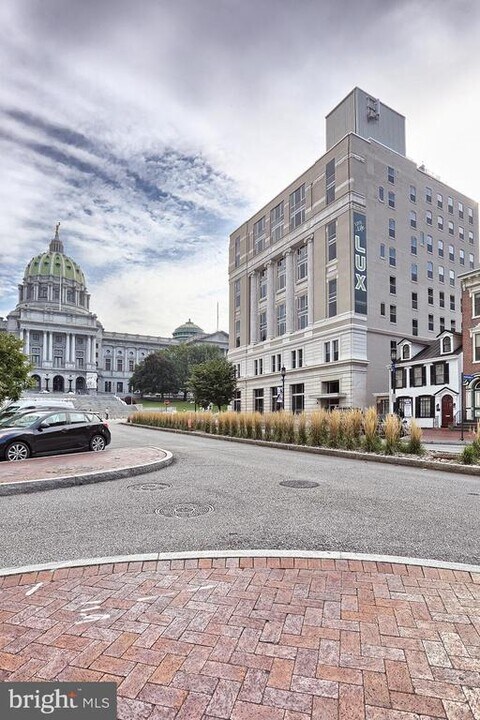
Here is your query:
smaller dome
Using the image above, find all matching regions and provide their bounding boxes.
[172,319,204,340]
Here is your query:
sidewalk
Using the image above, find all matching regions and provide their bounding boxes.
[0,446,172,495]
[0,554,479,719]
[421,428,474,445]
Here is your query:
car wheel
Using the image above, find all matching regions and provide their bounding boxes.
[90,435,106,452]
[5,441,31,461]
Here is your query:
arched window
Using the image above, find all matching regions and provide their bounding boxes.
[402,345,410,360]
[442,336,452,354]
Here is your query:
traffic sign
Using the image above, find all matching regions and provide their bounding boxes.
[463,374,475,381]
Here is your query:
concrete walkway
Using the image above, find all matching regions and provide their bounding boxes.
[0,446,172,495]
[0,554,479,719]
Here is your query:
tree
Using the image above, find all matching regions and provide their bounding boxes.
[129,351,178,398]
[0,333,33,405]
[166,343,223,400]
[189,358,236,411]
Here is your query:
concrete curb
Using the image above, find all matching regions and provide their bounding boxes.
[0,447,173,496]
[0,549,478,578]
[124,422,480,477]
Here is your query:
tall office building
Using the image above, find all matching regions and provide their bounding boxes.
[228,88,478,413]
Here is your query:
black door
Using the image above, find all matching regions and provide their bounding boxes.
[33,412,70,454]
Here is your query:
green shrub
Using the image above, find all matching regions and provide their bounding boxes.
[461,445,477,465]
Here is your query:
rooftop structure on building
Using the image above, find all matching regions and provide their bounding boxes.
[228,87,478,413]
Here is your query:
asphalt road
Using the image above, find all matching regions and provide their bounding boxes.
[1,422,479,569]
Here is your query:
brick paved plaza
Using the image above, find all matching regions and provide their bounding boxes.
[0,556,479,718]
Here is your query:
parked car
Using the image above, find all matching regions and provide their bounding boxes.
[0,410,111,461]
[0,406,72,428]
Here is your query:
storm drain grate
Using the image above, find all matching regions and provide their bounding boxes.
[128,483,170,491]
[155,502,214,518]
[280,480,320,489]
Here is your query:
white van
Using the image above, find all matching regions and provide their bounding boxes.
[3,398,75,414]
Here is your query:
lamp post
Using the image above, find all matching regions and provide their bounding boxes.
[281,365,286,411]
[45,373,50,392]
[68,375,73,392]
[390,347,397,415]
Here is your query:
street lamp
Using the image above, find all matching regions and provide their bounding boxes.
[45,373,50,392]
[281,365,286,411]
[68,375,73,392]
[390,347,397,415]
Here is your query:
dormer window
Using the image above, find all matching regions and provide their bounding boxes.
[442,336,452,354]
[402,344,411,360]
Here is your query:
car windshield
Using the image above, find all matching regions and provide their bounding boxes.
[3,413,43,428]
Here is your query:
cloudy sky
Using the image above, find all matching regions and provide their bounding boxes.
[0,0,479,336]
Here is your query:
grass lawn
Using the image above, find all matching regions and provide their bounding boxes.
[134,399,229,412]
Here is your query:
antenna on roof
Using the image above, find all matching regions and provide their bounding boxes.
[216,302,219,332]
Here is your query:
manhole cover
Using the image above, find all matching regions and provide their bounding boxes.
[155,502,214,518]
[128,483,170,491]
[280,480,320,489]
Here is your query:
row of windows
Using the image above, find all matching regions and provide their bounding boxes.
[252,384,305,414]
[254,350,304,377]
[384,213,474,242]
[384,168,474,223]
[399,336,452,361]
[104,358,136,372]
[394,362,449,388]
[410,236,474,266]
[380,247,459,285]
[104,381,125,394]
[380,304,456,334]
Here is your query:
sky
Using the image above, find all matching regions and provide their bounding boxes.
[0,0,479,337]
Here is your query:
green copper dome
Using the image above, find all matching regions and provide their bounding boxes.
[23,223,86,287]
[172,319,204,340]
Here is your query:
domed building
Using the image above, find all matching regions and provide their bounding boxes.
[5,225,228,395]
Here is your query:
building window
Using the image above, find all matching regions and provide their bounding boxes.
[233,390,241,412]
[426,210,432,226]
[475,334,480,362]
[389,247,396,267]
[380,302,386,316]
[254,359,263,376]
[428,288,433,305]
[234,279,241,309]
[296,294,308,330]
[432,362,449,384]
[469,253,474,269]
[442,336,452,353]
[326,220,337,262]
[411,264,418,282]
[76,356,84,368]
[438,239,444,258]
[437,193,443,209]
[387,166,395,184]
[402,345,411,360]
[254,389,264,413]
[449,270,455,287]
[410,185,416,202]
[411,236,417,255]
[439,266,445,283]
[290,184,305,230]
[116,359,123,371]
[259,311,267,342]
[449,244,454,262]
[427,235,433,253]
[31,349,40,365]
[450,294,455,311]
[277,303,286,336]
[460,249,465,266]
[389,218,396,238]
[291,383,305,414]
[129,359,135,372]
[270,202,284,243]
[390,305,396,323]
[440,317,445,332]
[428,314,434,331]
[447,197,453,214]
[425,187,432,204]
[235,319,240,347]
[458,202,464,219]
[298,348,304,367]
[427,261,433,280]
[473,293,480,317]
[296,245,308,281]
[104,381,112,393]
[417,396,434,418]
[395,368,405,388]
[469,231,474,244]
[439,291,445,308]
[410,210,417,229]
[412,366,425,387]
[412,318,418,336]
[234,236,241,268]
[468,207,474,224]
[259,269,267,300]
[105,358,111,371]
[388,191,395,208]
[378,186,385,202]
[459,226,464,241]
[448,221,454,236]
[325,159,335,205]
[66,290,74,303]
[324,341,331,363]
[39,285,48,299]
[117,382,124,394]
[411,292,418,310]
[276,258,286,291]
[380,243,386,259]
[253,216,266,253]
[390,276,396,294]
[332,340,338,361]
[451,320,456,332]
[328,279,337,317]
[438,216,444,230]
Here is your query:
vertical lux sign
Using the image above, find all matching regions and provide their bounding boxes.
[353,212,367,314]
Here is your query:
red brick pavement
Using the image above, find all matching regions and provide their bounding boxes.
[0,557,479,719]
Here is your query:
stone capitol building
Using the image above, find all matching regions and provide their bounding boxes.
[2,225,228,395]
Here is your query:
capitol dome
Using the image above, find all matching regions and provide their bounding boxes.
[172,319,204,341]
[23,223,86,286]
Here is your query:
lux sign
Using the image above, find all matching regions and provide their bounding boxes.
[353,212,367,314]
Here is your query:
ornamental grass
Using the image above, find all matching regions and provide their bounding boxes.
[383,413,402,454]
[327,409,342,448]
[406,419,423,455]
[296,413,308,445]
[363,406,381,452]
[309,409,329,447]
